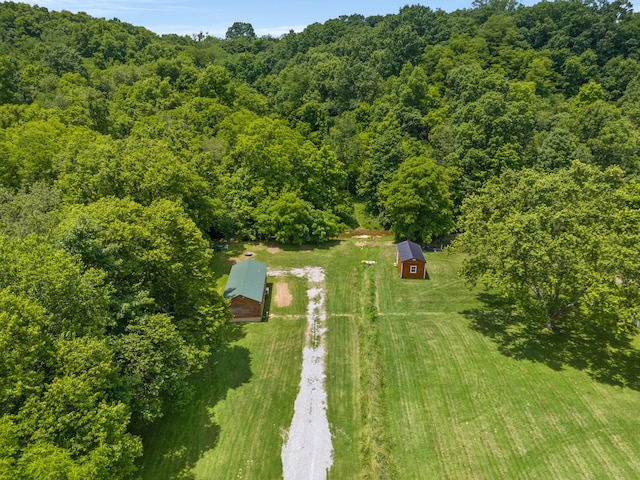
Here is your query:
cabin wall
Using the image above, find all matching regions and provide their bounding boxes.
[230,295,263,322]
[399,260,426,279]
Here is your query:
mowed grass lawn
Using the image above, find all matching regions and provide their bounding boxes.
[374,245,640,479]
[140,239,640,479]
[139,244,308,479]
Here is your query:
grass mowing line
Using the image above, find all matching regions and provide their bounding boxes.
[381,307,640,478]
[325,311,361,479]
[358,262,396,479]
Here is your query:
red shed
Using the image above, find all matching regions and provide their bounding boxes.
[396,240,427,279]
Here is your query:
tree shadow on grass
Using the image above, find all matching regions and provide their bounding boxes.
[462,292,640,391]
[137,337,252,479]
[279,239,341,252]
[209,242,246,284]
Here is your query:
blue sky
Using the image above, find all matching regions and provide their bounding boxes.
[21,0,554,37]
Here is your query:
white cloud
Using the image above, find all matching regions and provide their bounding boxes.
[24,1,210,21]
[255,25,307,37]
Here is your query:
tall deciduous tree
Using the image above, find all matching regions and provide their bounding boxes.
[0,55,19,104]
[0,235,142,479]
[0,291,50,415]
[225,22,256,40]
[112,313,193,423]
[0,235,111,338]
[454,162,640,330]
[57,197,230,351]
[380,156,454,243]
[0,182,62,238]
[255,192,339,245]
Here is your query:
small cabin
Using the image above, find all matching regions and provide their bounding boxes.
[396,240,427,279]
[224,259,267,322]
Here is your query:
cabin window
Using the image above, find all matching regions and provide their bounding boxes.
[410,265,417,274]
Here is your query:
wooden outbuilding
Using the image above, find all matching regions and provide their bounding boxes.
[396,240,427,279]
[224,259,267,322]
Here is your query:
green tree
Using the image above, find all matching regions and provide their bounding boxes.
[18,443,83,479]
[57,197,230,351]
[478,13,519,55]
[358,126,406,215]
[574,80,605,109]
[108,76,180,137]
[535,127,591,171]
[18,375,141,479]
[380,156,454,243]
[112,313,193,423]
[216,114,349,239]
[298,146,347,212]
[255,192,339,244]
[0,118,69,187]
[0,56,19,104]
[522,53,556,96]
[55,134,216,231]
[570,84,640,173]
[326,114,369,193]
[0,182,62,238]
[0,235,111,338]
[0,416,19,479]
[0,291,50,415]
[454,162,639,330]
[0,237,141,479]
[225,22,256,40]
[40,44,86,77]
[195,65,235,104]
[562,50,598,96]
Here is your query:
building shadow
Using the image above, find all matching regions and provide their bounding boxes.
[261,282,274,322]
[461,292,640,390]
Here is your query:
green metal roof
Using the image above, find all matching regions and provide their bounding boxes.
[224,259,267,303]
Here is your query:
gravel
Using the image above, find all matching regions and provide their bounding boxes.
[281,267,333,480]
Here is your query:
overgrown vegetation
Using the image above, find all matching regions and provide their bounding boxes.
[358,264,395,478]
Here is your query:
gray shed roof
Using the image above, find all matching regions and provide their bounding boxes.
[224,259,267,302]
[396,240,426,263]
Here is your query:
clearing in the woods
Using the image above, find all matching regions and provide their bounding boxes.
[139,238,640,479]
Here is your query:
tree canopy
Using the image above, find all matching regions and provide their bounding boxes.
[454,162,640,331]
[2,0,640,476]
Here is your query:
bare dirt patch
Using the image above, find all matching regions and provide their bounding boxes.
[274,282,292,307]
[355,239,394,247]
[338,228,389,239]
[267,246,281,254]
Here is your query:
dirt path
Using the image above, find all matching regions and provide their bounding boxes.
[271,267,333,480]
[274,282,292,307]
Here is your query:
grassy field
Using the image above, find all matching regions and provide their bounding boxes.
[138,315,306,479]
[139,238,640,479]
[374,244,640,479]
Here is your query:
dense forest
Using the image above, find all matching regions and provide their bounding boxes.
[1,0,640,476]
